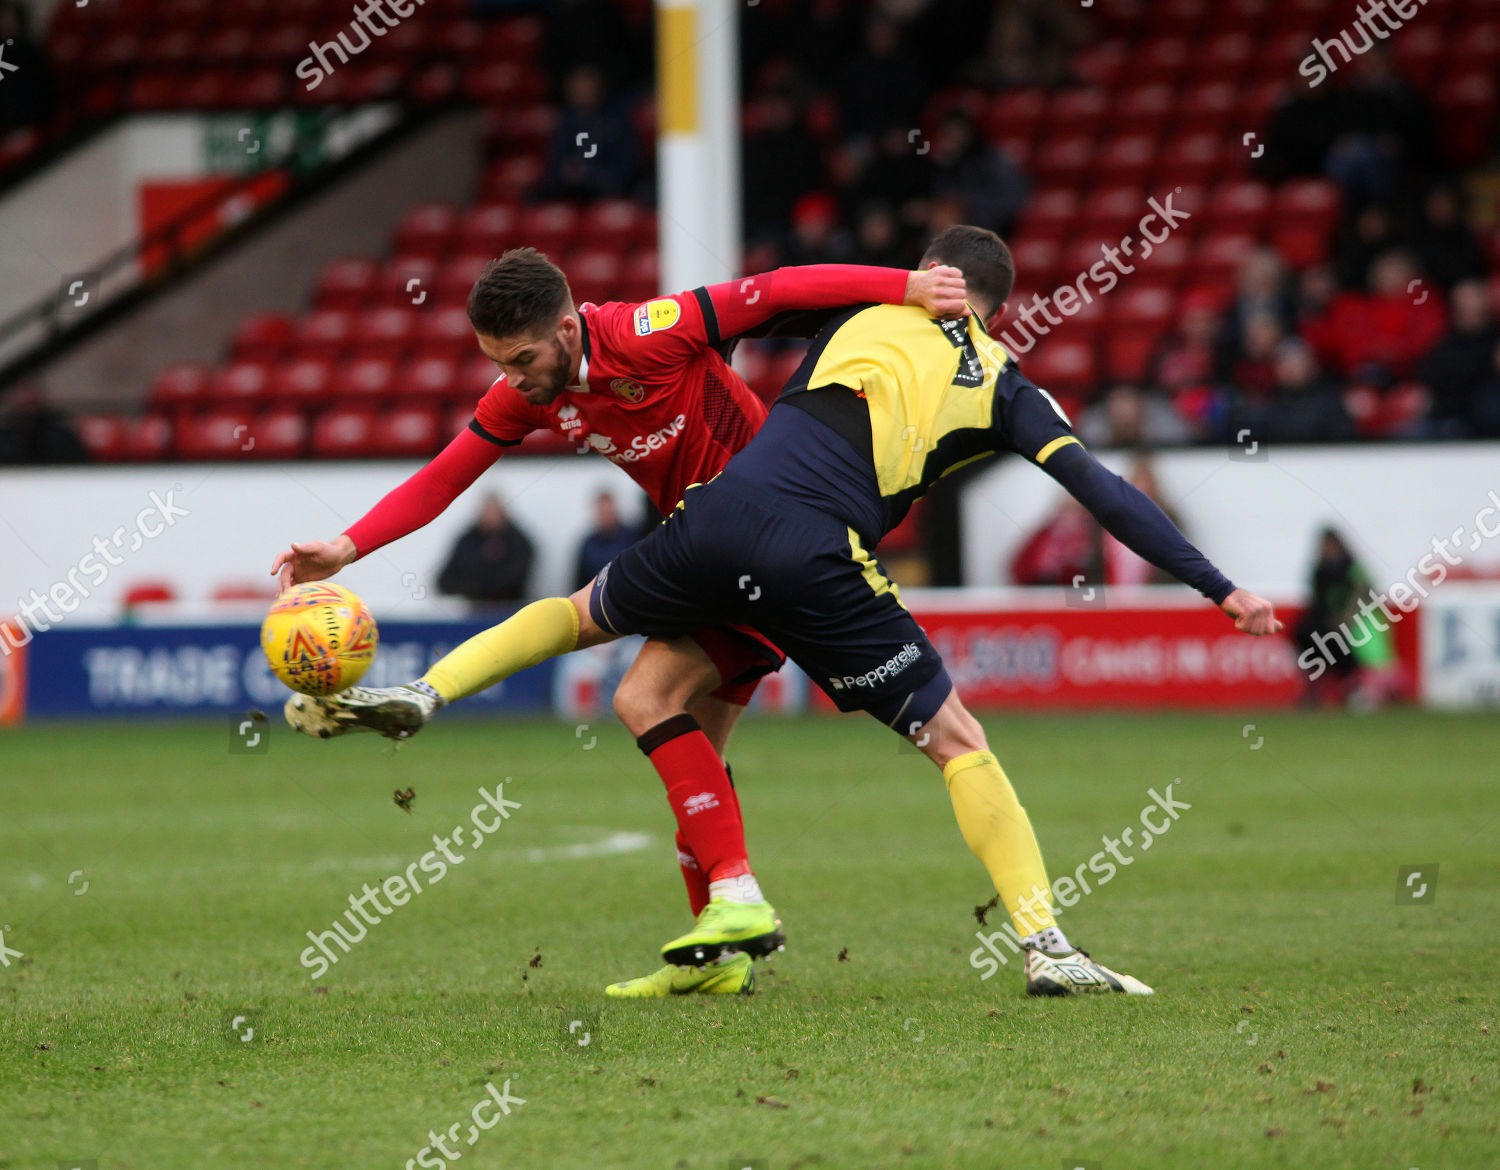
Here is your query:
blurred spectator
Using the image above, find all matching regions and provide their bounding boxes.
[0,388,86,464]
[1312,249,1446,381]
[851,202,910,268]
[1149,292,1221,393]
[437,494,534,603]
[980,0,1084,87]
[781,191,856,266]
[541,0,645,94]
[542,66,640,202]
[1103,458,1181,586]
[1009,495,1100,588]
[0,1,54,132]
[1331,49,1434,203]
[1233,338,1355,445]
[1263,74,1350,181]
[1411,185,1488,291]
[573,491,638,590]
[837,16,927,140]
[928,111,1029,236]
[1215,247,1299,375]
[743,86,827,245]
[1228,312,1285,399]
[1294,527,1401,709]
[1418,279,1500,436]
[1077,385,1195,449]
[1472,340,1500,439]
[1335,204,1402,292]
[860,126,935,238]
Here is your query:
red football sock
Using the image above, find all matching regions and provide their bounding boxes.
[674,830,710,916]
[638,715,751,884]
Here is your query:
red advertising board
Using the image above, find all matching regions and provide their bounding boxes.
[812,592,1315,710]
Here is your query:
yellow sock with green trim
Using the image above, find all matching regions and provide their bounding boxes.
[942,749,1057,937]
[420,596,580,704]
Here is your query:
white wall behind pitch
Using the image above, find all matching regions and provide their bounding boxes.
[962,443,1500,596]
[0,457,647,622]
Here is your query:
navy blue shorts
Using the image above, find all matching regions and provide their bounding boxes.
[590,475,953,731]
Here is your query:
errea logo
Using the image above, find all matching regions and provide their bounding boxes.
[683,792,720,815]
[556,404,585,432]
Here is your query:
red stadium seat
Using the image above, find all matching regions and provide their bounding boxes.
[1110,84,1175,136]
[519,202,582,253]
[310,409,378,458]
[371,407,442,457]
[230,312,296,362]
[177,411,257,460]
[568,250,624,305]
[1095,133,1158,186]
[351,307,418,363]
[76,416,128,462]
[482,154,545,201]
[1009,238,1065,293]
[1031,135,1096,187]
[1158,132,1231,186]
[620,251,660,303]
[400,356,462,403]
[1175,82,1242,136]
[270,358,335,407]
[1188,32,1255,83]
[395,201,462,259]
[1025,339,1098,397]
[1016,189,1079,238]
[123,415,174,462]
[1103,327,1167,384]
[122,580,178,609]
[242,410,308,460]
[580,200,649,250]
[1434,72,1497,164]
[379,257,440,310]
[330,357,398,402]
[1071,43,1128,89]
[986,88,1046,139]
[210,360,275,409]
[1043,89,1109,138]
[314,258,380,310]
[1111,282,1178,328]
[1077,186,1144,239]
[295,309,355,362]
[414,306,476,361]
[1136,37,1191,85]
[1203,181,1272,235]
[148,363,212,417]
[458,201,520,254]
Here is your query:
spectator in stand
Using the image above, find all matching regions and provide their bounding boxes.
[540,0,646,94]
[1313,249,1446,382]
[928,111,1030,236]
[436,493,535,604]
[1335,204,1402,292]
[859,125,936,239]
[541,66,641,202]
[1472,340,1500,439]
[851,202,911,268]
[1077,384,1195,449]
[979,0,1085,87]
[1262,72,1351,181]
[1215,246,1299,377]
[780,191,856,266]
[573,491,639,591]
[1234,338,1355,445]
[1103,458,1182,587]
[1228,312,1284,400]
[743,84,827,246]
[837,15,927,140]
[1008,495,1101,589]
[0,1,54,132]
[0,387,86,464]
[1412,185,1488,292]
[1333,48,1434,200]
[1421,280,1500,437]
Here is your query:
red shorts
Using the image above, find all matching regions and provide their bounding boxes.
[689,624,786,707]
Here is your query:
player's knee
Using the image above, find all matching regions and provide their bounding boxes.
[611,675,660,736]
[935,699,988,762]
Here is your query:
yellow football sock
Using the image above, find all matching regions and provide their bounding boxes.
[942,749,1057,937]
[421,596,580,704]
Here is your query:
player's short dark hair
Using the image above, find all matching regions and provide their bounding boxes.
[920,226,1015,314]
[467,247,574,339]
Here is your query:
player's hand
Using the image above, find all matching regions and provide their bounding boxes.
[906,264,969,319]
[1219,588,1283,636]
[270,536,357,592]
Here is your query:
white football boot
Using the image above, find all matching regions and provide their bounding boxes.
[1024,944,1154,996]
[284,684,439,740]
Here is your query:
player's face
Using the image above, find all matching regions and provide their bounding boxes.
[476,316,580,405]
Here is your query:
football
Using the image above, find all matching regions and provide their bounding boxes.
[260,582,379,696]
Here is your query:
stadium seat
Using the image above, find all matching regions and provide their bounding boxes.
[1188,32,1255,83]
[242,410,308,460]
[481,153,545,201]
[76,416,129,462]
[210,360,275,409]
[351,307,418,363]
[1175,81,1242,136]
[1110,84,1175,136]
[1031,135,1096,187]
[1042,89,1109,138]
[986,88,1046,140]
[435,254,494,308]
[314,258,380,311]
[400,356,462,404]
[230,312,296,362]
[1095,133,1159,186]
[1104,327,1167,384]
[310,409,378,458]
[580,200,650,250]
[148,363,212,417]
[1136,37,1191,85]
[1158,132,1230,186]
[1203,181,1273,235]
[1077,187,1144,239]
[122,580,178,609]
[371,407,442,457]
[1190,233,1258,288]
[1009,238,1065,294]
[123,415,174,462]
[457,201,520,254]
[568,250,625,305]
[395,201,462,259]
[1016,189,1079,239]
[330,357,398,402]
[295,309,355,362]
[1024,337,1098,397]
[177,411,257,460]
[270,358,335,408]
[519,202,582,253]
[379,257,440,310]
[414,306,476,361]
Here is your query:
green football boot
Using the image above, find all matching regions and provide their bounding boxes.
[605,953,756,998]
[660,897,785,967]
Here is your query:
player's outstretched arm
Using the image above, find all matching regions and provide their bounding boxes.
[1218,587,1283,636]
[704,264,968,342]
[269,425,503,591]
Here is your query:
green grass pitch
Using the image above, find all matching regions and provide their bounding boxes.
[1,709,1496,1169]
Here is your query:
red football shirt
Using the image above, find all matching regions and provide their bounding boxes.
[343,265,909,557]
